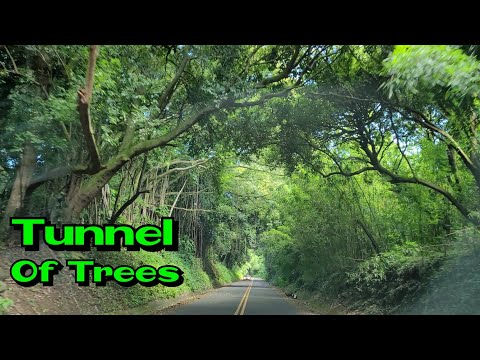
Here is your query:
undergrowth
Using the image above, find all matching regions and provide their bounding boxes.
[93,246,238,313]
[270,241,450,314]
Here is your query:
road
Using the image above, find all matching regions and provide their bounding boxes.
[161,278,310,315]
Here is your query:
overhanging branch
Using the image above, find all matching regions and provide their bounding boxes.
[256,46,301,88]
[128,87,294,160]
[323,167,376,178]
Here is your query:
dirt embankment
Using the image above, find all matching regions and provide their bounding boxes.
[0,234,107,314]
[0,233,238,315]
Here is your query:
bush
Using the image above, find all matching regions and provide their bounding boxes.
[343,241,445,313]
[93,247,238,313]
[213,261,239,285]
[347,241,431,285]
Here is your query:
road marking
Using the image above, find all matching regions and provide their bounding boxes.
[234,280,251,315]
[239,283,252,315]
[234,279,253,315]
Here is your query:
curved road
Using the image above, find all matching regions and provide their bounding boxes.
[160,278,311,315]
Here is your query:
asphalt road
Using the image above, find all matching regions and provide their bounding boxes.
[161,278,309,315]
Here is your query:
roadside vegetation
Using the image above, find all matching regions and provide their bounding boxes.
[1,45,479,314]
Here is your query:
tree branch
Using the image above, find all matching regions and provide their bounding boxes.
[167,206,217,213]
[164,190,212,195]
[60,122,71,142]
[158,47,191,112]
[389,116,416,177]
[128,88,294,160]
[164,159,209,167]
[26,166,72,192]
[85,45,99,103]
[77,45,102,172]
[3,45,18,73]
[313,90,480,190]
[153,159,209,179]
[256,46,301,88]
[356,219,381,255]
[119,123,135,154]
[240,45,263,78]
[367,148,474,224]
[323,167,376,178]
[398,106,475,170]
[109,154,148,224]
[111,164,131,217]
[109,190,149,224]
[349,125,478,224]
[169,179,188,217]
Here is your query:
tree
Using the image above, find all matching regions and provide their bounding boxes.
[1,45,327,229]
[259,45,480,225]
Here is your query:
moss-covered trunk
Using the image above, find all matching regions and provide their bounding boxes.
[63,157,129,222]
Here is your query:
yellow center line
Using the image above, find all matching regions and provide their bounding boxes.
[239,283,252,315]
[234,279,254,315]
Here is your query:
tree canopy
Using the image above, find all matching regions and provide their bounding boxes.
[1,45,480,314]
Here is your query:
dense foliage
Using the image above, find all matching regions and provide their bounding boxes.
[1,45,479,314]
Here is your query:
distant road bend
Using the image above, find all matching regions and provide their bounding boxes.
[161,278,310,315]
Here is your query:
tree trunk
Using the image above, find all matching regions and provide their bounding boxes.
[356,219,381,256]
[64,172,108,222]
[62,153,134,222]
[1,142,36,234]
